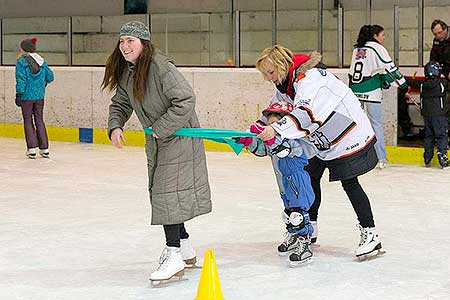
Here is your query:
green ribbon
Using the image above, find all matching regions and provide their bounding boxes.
[143,127,257,155]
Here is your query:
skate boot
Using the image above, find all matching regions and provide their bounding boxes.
[377,160,387,169]
[277,232,300,256]
[39,149,50,158]
[180,238,197,267]
[437,152,450,169]
[310,221,318,244]
[288,235,313,267]
[149,247,185,285]
[355,225,384,261]
[26,148,37,159]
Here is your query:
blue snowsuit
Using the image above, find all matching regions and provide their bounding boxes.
[246,137,315,237]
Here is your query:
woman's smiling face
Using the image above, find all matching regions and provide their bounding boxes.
[119,35,144,63]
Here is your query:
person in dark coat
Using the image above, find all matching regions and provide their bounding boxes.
[102,21,212,283]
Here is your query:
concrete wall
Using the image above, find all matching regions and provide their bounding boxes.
[0,0,123,18]
[0,66,399,145]
[1,6,441,67]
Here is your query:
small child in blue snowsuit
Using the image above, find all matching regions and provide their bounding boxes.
[236,102,315,267]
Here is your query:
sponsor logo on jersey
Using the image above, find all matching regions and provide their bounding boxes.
[345,142,360,151]
[355,48,367,60]
[297,98,311,105]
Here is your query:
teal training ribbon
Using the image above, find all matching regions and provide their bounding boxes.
[143,127,257,155]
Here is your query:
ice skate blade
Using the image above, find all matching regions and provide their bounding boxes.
[289,257,312,267]
[278,250,294,257]
[356,249,386,262]
[150,269,185,287]
[185,264,201,269]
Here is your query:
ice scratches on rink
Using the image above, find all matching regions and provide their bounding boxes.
[1,137,449,300]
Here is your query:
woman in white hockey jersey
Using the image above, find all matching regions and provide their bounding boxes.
[349,24,409,169]
[254,45,383,260]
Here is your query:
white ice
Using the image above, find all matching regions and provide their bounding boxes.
[1,137,450,300]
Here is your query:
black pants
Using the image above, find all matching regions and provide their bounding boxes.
[307,157,375,228]
[163,223,189,247]
[423,116,448,163]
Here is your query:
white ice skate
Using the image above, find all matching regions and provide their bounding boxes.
[180,238,197,267]
[26,148,37,159]
[355,225,385,261]
[277,232,300,256]
[377,160,387,169]
[288,236,313,267]
[310,221,318,244]
[39,149,50,158]
[150,247,185,286]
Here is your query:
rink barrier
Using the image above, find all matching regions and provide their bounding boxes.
[0,123,440,166]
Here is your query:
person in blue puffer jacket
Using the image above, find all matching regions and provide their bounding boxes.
[15,37,54,159]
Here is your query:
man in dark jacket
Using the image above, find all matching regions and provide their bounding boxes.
[430,20,450,80]
[430,19,450,143]
[407,62,449,168]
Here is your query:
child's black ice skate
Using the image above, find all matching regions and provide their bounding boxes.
[437,152,450,169]
[288,236,313,267]
[277,232,300,256]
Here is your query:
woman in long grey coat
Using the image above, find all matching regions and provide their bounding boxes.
[102,21,211,283]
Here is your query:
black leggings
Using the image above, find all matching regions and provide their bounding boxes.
[308,169,375,228]
[163,223,189,247]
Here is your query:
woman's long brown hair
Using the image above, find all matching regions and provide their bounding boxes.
[101,40,154,102]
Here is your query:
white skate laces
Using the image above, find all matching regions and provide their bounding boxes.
[277,232,299,256]
[358,226,369,247]
[157,247,171,271]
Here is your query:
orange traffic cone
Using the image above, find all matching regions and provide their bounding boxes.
[195,250,224,300]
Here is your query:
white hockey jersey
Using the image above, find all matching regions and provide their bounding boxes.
[269,67,376,161]
[349,41,407,103]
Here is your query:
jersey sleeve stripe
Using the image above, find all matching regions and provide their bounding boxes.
[286,114,310,134]
[331,122,356,145]
[298,106,323,126]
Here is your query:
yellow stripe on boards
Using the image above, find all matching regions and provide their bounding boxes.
[0,123,24,138]
[386,145,439,167]
[0,123,438,166]
[46,126,79,142]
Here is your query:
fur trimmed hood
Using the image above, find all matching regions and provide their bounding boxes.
[297,51,322,74]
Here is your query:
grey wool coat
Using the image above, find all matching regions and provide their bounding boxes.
[108,50,212,225]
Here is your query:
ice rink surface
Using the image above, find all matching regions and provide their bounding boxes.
[1,137,450,300]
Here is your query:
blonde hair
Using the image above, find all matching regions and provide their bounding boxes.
[256,45,293,82]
